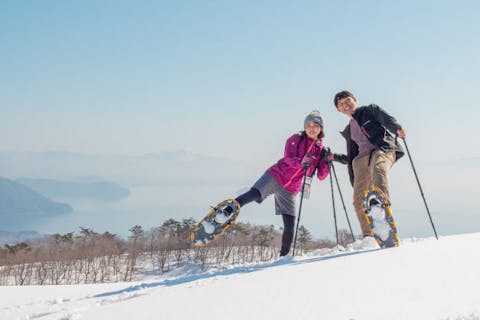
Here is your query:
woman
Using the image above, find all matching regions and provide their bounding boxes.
[216,110,330,256]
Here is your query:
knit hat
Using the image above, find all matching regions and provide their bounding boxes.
[334,90,355,107]
[304,110,323,128]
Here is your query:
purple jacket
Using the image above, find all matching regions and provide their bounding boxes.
[267,133,329,195]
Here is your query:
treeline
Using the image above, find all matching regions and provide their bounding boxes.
[0,218,353,286]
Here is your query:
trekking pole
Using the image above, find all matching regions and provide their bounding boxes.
[292,169,309,256]
[328,163,339,245]
[330,162,355,242]
[402,138,439,239]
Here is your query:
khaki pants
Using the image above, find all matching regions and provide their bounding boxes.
[352,150,396,237]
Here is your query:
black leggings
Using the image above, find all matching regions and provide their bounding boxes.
[235,188,295,256]
[235,188,262,207]
[280,214,295,256]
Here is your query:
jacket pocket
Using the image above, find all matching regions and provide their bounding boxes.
[361,120,386,146]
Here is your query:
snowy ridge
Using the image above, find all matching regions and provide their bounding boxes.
[0,234,479,320]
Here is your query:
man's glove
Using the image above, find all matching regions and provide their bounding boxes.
[321,147,334,164]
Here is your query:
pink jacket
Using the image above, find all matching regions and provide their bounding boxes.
[267,133,329,195]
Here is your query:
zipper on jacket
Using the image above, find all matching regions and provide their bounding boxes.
[360,126,371,139]
[283,140,317,189]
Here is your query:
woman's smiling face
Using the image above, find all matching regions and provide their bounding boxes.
[305,121,322,140]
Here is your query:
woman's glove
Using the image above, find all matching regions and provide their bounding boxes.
[301,153,312,169]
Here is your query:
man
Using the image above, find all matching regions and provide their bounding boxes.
[332,91,407,238]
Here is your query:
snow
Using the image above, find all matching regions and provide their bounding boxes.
[369,204,391,240]
[1,233,480,320]
[202,221,215,234]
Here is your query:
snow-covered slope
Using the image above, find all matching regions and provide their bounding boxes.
[1,233,479,320]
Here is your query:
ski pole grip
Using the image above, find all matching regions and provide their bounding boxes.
[301,153,312,169]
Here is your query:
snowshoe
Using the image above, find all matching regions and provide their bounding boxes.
[362,186,400,248]
[191,199,240,247]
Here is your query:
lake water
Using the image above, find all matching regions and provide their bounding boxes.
[3,165,480,241]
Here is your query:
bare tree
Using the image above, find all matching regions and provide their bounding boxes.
[124,225,144,281]
[0,217,345,286]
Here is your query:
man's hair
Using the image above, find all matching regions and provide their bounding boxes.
[334,90,355,107]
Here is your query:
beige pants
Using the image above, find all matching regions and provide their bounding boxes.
[352,150,396,237]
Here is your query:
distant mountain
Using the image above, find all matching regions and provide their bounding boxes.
[0,150,259,186]
[0,230,44,246]
[0,177,73,217]
[16,178,130,201]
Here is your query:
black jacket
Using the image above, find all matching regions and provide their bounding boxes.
[334,104,405,186]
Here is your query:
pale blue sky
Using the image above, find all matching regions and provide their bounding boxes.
[1,1,480,238]
[1,0,479,165]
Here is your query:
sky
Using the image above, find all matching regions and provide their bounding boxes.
[0,1,480,239]
[1,0,479,164]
